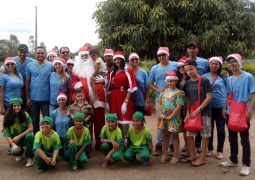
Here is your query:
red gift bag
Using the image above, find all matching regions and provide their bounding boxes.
[228,93,248,132]
[184,77,203,132]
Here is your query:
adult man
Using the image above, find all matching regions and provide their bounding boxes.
[13,44,35,82]
[148,47,178,156]
[26,46,53,133]
[59,46,70,63]
[71,46,105,150]
[103,49,114,73]
[186,42,209,76]
[186,42,210,152]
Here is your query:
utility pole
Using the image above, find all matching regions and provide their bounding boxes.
[35,5,38,48]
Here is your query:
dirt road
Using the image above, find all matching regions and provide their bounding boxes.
[0,115,254,180]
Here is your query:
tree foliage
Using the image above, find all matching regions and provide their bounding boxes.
[93,0,255,59]
[0,34,20,61]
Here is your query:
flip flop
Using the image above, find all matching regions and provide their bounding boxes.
[190,160,205,167]
[180,157,195,163]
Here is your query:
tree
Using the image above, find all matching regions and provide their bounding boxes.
[93,0,255,59]
[0,34,20,61]
[28,35,35,56]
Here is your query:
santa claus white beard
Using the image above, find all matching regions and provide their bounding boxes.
[73,56,95,78]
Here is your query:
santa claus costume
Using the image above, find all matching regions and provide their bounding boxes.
[71,46,105,150]
[106,52,137,136]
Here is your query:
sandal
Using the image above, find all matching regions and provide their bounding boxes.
[159,154,170,164]
[169,157,180,165]
[180,157,196,163]
[190,160,205,167]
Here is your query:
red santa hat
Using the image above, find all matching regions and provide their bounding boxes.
[53,57,65,66]
[226,53,243,67]
[74,81,83,90]
[165,71,179,81]
[104,49,114,57]
[78,46,90,56]
[113,51,125,61]
[208,56,223,64]
[128,52,140,61]
[157,47,170,56]
[178,56,188,66]
[47,51,58,58]
[4,57,16,65]
[57,93,67,101]
[66,59,75,65]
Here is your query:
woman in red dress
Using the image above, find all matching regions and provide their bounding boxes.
[106,51,137,137]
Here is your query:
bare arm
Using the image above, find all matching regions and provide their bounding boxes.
[25,76,32,107]
[92,62,100,77]
[13,124,33,143]
[75,144,86,160]
[191,92,212,118]
[247,93,255,120]
[222,94,230,120]
[166,104,182,120]
[148,82,164,93]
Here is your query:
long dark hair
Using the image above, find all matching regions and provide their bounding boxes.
[111,59,126,78]
[176,69,189,89]
[3,104,27,129]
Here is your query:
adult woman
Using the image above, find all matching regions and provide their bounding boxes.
[202,56,227,159]
[51,93,72,158]
[47,51,58,62]
[106,51,137,137]
[49,57,70,113]
[129,52,149,113]
[66,59,75,77]
[3,98,34,167]
[0,57,24,115]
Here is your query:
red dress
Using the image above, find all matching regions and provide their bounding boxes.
[107,68,137,124]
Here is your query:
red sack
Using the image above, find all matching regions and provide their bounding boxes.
[144,102,153,116]
[228,93,248,132]
[184,77,203,132]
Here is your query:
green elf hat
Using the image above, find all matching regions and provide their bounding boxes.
[73,112,85,122]
[106,113,118,122]
[9,98,23,105]
[132,111,145,123]
[40,116,54,127]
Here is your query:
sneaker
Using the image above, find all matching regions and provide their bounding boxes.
[218,160,237,167]
[215,152,223,159]
[15,156,22,162]
[72,166,78,173]
[240,165,250,176]
[206,151,213,157]
[26,158,34,167]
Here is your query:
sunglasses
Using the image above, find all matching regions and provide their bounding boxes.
[178,66,184,69]
[61,51,69,54]
[67,63,74,66]
[157,54,167,57]
[130,58,139,61]
[6,63,15,66]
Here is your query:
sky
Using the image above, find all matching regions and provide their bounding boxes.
[0,0,102,52]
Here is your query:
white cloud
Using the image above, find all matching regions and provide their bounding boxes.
[0,0,102,52]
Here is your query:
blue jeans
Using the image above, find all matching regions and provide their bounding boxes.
[31,101,49,133]
[156,128,173,146]
[49,104,58,115]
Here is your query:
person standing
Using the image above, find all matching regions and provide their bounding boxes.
[148,47,178,156]
[59,46,70,63]
[219,54,255,176]
[26,46,53,133]
[104,49,114,73]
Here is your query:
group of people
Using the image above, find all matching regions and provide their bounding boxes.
[1,42,254,176]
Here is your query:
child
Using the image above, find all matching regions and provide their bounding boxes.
[33,116,62,172]
[69,88,93,127]
[123,111,153,166]
[183,60,212,167]
[89,48,107,105]
[66,112,92,173]
[3,98,34,167]
[158,71,184,164]
[100,113,124,167]
[219,54,255,176]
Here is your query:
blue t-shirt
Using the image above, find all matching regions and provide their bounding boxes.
[133,68,149,106]
[227,71,255,102]
[49,72,71,105]
[148,61,178,100]
[202,73,227,108]
[26,61,53,101]
[51,108,73,139]
[0,73,24,102]
[196,57,210,75]
[13,56,34,82]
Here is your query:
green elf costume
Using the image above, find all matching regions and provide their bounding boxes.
[124,111,152,166]
[33,116,62,171]
[3,98,34,159]
[100,113,124,161]
[66,112,92,170]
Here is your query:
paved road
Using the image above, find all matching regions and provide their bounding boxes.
[0,114,254,180]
